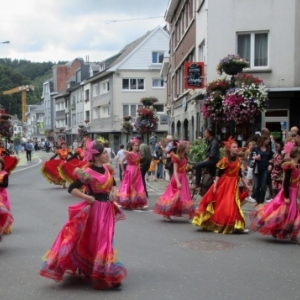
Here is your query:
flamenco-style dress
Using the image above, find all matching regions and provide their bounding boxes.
[0,170,13,239]
[117,151,147,209]
[0,148,19,175]
[271,152,284,192]
[192,157,248,234]
[39,164,127,289]
[40,149,72,185]
[153,152,195,219]
[58,148,89,184]
[250,161,300,240]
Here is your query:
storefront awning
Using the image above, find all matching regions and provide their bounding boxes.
[268,87,300,92]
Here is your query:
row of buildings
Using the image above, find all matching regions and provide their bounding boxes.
[25,26,170,151]
[25,0,300,150]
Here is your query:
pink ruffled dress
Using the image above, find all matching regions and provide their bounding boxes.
[117,151,147,209]
[153,152,195,218]
[250,161,300,239]
[40,164,127,289]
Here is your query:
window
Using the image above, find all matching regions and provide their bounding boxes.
[153,104,164,113]
[101,106,109,117]
[43,83,49,95]
[237,32,268,67]
[152,52,164,64]
[123,104,143,118]
[66,113,69,126]
[122,78,144,90]
[85,89,90,101]
[92,83,99,96]
[100,80,110,94]
[152,79,164,88]
[85,110,90,121]
[72,114,76,127]
[93,106,100,119]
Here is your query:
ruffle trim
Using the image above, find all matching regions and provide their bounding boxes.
[216,157,228,170]
[40,165,65,185]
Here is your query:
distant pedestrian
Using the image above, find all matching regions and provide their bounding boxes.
[25,140,33,161]
[116,144,127,181]
[136,134,152,198]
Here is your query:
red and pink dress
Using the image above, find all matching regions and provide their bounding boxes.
[58,148,89,183]
[0,170,13,238]
[40,149,72,185]
[0,148,19,175]
[192,157,248,233]
[250,161,300,239]
[40,164,127,289]
[153,152,195,219]
[117,151,147,209]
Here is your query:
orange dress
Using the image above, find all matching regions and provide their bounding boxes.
[192,157,248,233]
[58,148,89,183]
[41,149,71,185]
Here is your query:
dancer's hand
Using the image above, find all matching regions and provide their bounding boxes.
[177,182,181,189]
[86,195,95,204]
[284,198,290,204]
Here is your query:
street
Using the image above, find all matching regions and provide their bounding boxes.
[1,151,299,300]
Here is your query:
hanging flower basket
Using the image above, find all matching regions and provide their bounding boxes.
[123,115,132,122]
[205,78,231,95]
[216,54,250,75]
[140,97,158,107]
[134,107,158,133]
[223,64,244,76]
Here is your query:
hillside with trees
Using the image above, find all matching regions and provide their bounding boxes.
[0,59,66,119]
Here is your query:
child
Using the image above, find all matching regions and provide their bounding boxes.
[147,157,157,182]
[270,142,284,199]
[244,141,257,203]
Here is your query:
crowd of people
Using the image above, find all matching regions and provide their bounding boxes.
[1,126,299,290]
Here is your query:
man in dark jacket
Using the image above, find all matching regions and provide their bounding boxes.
[136,134,152,198]
[194,128,220,188]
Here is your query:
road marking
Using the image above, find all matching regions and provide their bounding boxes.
[12,158,42,173]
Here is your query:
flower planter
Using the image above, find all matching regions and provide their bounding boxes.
[223,64,244,76]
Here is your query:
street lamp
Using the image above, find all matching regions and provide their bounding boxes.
[0,41,10,44]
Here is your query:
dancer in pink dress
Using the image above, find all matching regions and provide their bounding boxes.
[117,138,147,210]
[0,158,13,240]
[153,141,195,221]
[250,144,300,244]
[40,141,127,289]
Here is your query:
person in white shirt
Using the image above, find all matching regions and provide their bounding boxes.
[116,144,127,181]
[104,141,115,164]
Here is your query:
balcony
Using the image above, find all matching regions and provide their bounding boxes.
[71,104,76,110]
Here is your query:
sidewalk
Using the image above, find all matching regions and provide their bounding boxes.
[146,177,255,214]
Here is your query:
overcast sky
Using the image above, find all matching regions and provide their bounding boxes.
[0,0,169,63]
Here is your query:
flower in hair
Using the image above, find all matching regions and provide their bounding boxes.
[84,140,99,161]
[223,136,236,150]
[283,141,294,155]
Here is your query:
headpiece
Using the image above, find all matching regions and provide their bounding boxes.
[96,136,106,143]
[84,140,99,161]
[283,141,294,155]
[223,136,236,150]
[130,137,139,145]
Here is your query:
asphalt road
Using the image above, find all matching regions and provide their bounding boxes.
[1,151,299,300]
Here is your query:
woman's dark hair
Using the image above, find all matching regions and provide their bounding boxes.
[256,134,270,150]
[172,139,179,147]
[103,141,109,148]
[120,144,124,149]
[0,158,5,170]
[92,141,104,159]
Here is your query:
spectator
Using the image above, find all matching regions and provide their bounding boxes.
[116,144,127,181]
[194,128,219,189]
[136,134,152,198]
